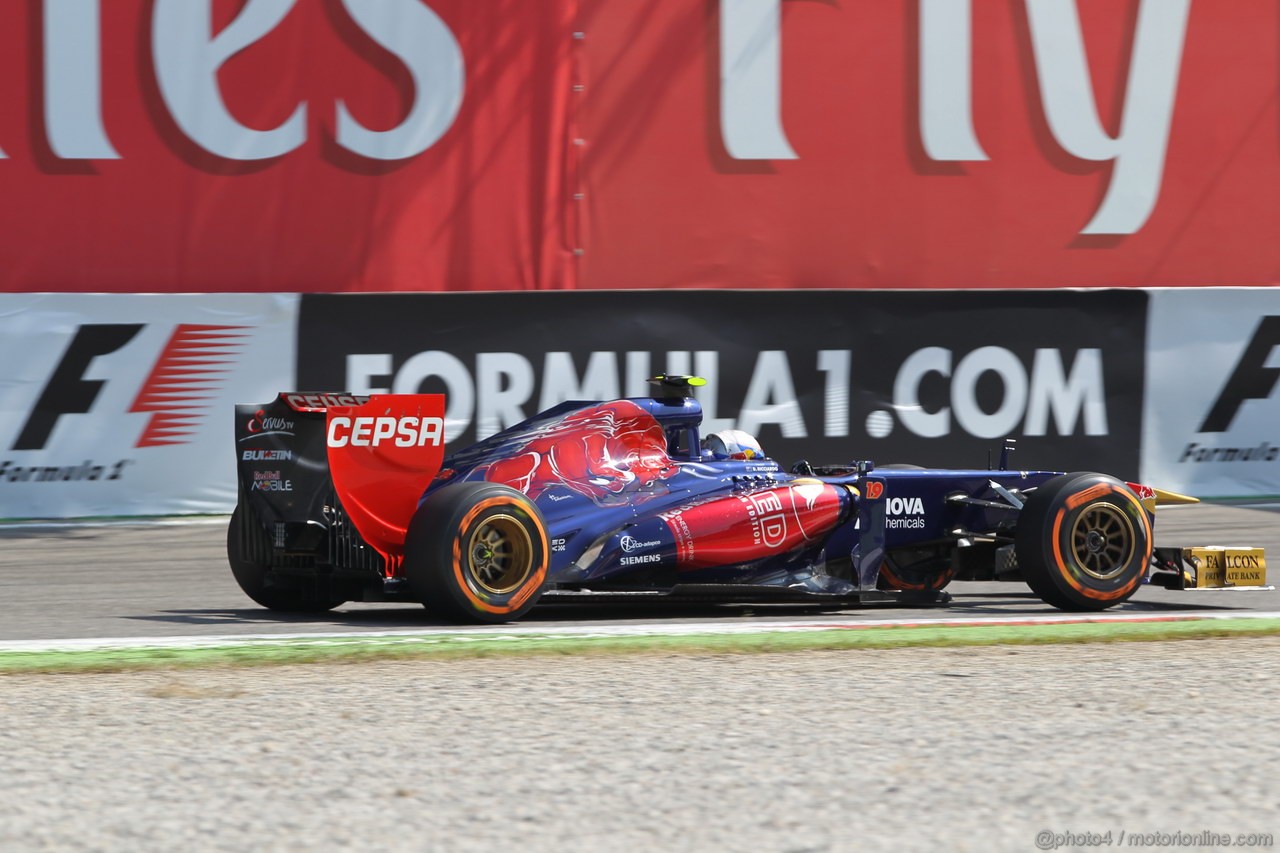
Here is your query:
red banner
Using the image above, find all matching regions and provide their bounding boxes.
[579,0,1280,289]
[0,0,578,292]
[0,1,1277,291]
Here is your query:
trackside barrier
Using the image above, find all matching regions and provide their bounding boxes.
[0,294,297,517]
[296,290,1147,479]
[1143,289,1280,497]
[2,288,1276,518]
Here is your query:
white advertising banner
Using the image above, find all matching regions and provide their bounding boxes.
[1143,289,1280,498]
[0,294,298,518]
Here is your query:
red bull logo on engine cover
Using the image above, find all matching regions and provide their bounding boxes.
[484,401,678,505]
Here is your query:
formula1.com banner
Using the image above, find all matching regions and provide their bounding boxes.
[297,290,1147,480]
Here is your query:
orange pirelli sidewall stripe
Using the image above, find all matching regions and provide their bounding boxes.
[1050,485,1153,602]
[1064,483,1114,510]
[450,497,549,615]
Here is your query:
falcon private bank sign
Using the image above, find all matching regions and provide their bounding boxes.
[0,0,1276,291]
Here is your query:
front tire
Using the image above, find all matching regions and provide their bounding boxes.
[227,506,344,613]
[404,483,549,623]
[1015,473,1152,611]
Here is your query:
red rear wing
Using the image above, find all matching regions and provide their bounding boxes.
[324,395,447,570]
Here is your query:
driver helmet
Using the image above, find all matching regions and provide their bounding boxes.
[702,429,765,460]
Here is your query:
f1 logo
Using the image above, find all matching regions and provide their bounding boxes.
[1199,316,1280,433]
[11,323,248,451]
[12,325,143,450]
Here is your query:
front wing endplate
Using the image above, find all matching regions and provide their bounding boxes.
[1151,546,1271,591]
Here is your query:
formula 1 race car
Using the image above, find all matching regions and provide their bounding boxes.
[229,377,1268,622]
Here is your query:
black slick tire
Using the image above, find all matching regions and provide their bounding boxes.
[1015,472,1152,611]
[227,505,344,613]
[404,483,549,624]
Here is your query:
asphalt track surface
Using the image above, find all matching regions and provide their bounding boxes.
[2,503,1277,643]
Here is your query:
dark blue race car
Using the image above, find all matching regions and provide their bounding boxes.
[228,376,1253,623]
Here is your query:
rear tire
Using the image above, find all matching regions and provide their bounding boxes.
[877,546,955,592]
[1015,473,1152,611]
[227,506,344,613]
[404,483,549,623]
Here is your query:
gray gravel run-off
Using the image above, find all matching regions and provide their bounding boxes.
[2,638,1278,852]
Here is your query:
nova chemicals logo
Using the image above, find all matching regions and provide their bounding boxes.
[885,496,926,530]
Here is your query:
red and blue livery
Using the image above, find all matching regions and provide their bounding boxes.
[229,377,1221,623]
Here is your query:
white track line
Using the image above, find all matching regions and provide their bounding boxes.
[4,611,1280,655]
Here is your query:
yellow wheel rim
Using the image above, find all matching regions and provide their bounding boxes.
[1069,502,1136,581]
[466,514,534,594]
